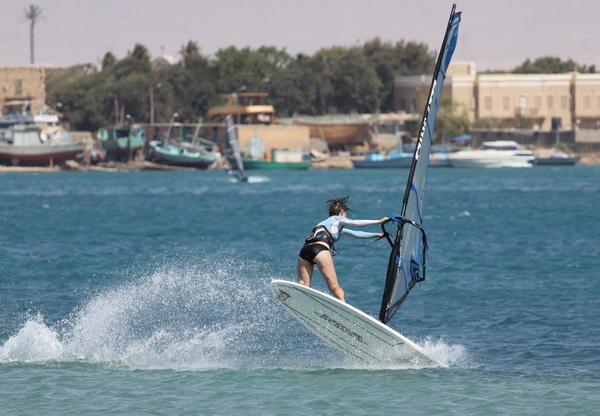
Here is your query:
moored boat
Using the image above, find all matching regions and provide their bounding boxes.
[0,124,84,166]
[447,140,534,168]
[148,117,218,168]
[149,141,217,168]
[240,159,311,170]
[533,150,580,166]
[96,124,145,161]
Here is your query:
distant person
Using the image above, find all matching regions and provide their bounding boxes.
[297,196,390,302]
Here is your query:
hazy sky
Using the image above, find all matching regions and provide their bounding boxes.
[2,0,599,72]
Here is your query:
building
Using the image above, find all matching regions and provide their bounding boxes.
[394,62,600,133]
[0,67,47,108]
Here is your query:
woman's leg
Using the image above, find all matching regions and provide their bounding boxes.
[297,256,314,286]
[313,250,345,302]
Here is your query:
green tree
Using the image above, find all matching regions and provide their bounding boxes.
[159,54,217,122]
[179,40,200,67]
[48,73,111,130]
[22,4,44,64]
[210,46,291,94]
[513,56,596,74]
[268,54,327,116]
[363,38,435,112]
[101,52,117,71]
[129,43,151,62]
[314,47,381,113]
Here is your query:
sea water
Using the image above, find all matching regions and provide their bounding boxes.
[1,167,599,415]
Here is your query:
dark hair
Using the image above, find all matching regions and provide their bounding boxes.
[327,196,351,216]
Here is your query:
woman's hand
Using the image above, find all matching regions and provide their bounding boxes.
[378,217,390,224]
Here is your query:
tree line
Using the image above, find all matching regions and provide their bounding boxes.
[46,40,436,132]
[45,40,596,133]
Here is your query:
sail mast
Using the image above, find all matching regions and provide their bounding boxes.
[403,3,457,214]
[379,4,461,324]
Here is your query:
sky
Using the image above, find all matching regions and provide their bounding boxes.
[2,0,599,72]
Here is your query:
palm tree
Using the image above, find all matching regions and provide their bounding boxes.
[23,4,44,64]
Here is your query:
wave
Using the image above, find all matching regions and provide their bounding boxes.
[0,252,467,371]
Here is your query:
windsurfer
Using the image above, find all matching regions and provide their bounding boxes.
[297,196,389,302]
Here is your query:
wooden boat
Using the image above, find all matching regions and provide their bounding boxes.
[96,124,146,161]
[0,125,84,166]
[148,117,218,169]
[281,115,377,146]
[149,141,216,168]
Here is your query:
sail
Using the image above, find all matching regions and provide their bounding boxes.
[379,5,461,324]
[225,115,247,181]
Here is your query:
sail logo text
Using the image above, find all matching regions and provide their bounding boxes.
[316,313,363,342]
[416,78,437,161]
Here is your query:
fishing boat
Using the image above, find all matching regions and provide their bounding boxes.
[0,100,60,135]
[533,150,580,166]
[271,5,461,366]
[0,124,84,166]
[352,124,412,168]
[149,142,217,168]
[447,140,534,168]
[96,124,146,161]
[149,118,218,169]
[352,125,452,169]
[533,130,581,166]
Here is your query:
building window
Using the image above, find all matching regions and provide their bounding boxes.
[547,95,554,110]
[484,96,492,111]
[560,94,568,109]
[534,95,541,109]
[411,96,417,113]
[519,95,528,111]
[15,80,23,96]
[502,96,510,111]
[597,95,600,109]
[584,95,591,109]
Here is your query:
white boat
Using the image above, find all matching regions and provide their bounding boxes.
[447,140,534,168]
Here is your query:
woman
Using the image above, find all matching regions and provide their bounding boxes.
[297,196,389,302]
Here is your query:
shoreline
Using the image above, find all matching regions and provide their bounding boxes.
[2,152,600,173]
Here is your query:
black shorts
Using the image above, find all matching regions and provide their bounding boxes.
[299,243,330,264]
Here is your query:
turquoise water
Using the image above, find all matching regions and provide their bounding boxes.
[1,167,599,415]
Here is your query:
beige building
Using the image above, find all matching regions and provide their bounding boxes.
[0,67,47,108]
[394,62,600,132]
